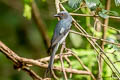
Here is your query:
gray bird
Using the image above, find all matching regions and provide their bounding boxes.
[47,11,72,71]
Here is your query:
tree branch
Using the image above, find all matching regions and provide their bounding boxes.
[98,0,111,80]
[59,42,68,80]
[70,13,120,20]
[0,41,91,80]
[0,41,42,80]
[70,30,120,47]
[59,2,120,79]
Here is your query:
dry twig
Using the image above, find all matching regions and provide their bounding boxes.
[98,0,111,80]
[59,43,68,80]
[0,41,92,80]
[70,30,120,47]
[66,48,96,80]
[64,56,72,78]
[0,41,42,80]
[59,2,120,79]
[70,13,120,20]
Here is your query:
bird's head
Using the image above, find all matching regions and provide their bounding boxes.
[54,11,71,19]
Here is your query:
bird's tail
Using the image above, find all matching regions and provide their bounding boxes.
[48,43,59,70]
[45,43,59,77]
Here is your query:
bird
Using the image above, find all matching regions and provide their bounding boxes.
[47,11,72,72]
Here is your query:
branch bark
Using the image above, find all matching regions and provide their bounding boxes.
[70,30,120,47]
[70,13,120,20]
[0,41,91,79]
[0,41,42,80]
[98,0,111,80]
[59,43,68,80]
[59,3,120,79]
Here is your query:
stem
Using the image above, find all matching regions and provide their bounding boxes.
[98,0,111,80]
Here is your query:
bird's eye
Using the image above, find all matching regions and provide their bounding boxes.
[61,13,64,16]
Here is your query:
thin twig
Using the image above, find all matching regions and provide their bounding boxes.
[51,70,59,80]
[60,0,68,3]
[64,55,72,78]
[98,0,111,80]
[0,41,42,80]
[0,41,90,76]
[70,30,120,47]
[73,19,120,79]
[37,53,72,62]
[66,48,96,80]
[59,43,68,80]
[101,24,120,33]
[114,60,120,64]
[55,0,60,13]
[59,3,120,79]
[22,67,42,80]
[55,0,68,79]
[70,13,120,20]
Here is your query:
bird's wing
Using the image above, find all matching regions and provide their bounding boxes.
[51,20,71,47]
[51,29,69,47]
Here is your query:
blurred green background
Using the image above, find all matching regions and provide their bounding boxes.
[0,0,120,80]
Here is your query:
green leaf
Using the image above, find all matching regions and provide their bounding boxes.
[98,9,109,19]
[115,0,120,6]
[109,11,119,16]
[23,0,32,19]
[68,0,82,9]
[85,0,101,11]
[23,4,32,19]
[90,27,102,37]
[108,28,117,34]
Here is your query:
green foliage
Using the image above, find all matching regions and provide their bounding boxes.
[55,49,97,80]
[0,0,120,79]
[23,4,32,19]
[114,0,120,6]
[90,27,102,37]
[68,0,119,19]
[109,11,119,16]
[71,48,120,79]
[98,10,119,19]
[68,0,82,9]
[23,0,32,19]
[71,49,97,79]
[98,9,109,19]
[85,0,101,11]
[68,0,102,10]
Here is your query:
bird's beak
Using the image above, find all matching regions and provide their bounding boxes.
[54,14,60,17]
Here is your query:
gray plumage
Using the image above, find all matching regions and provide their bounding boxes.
[47,11,72,71]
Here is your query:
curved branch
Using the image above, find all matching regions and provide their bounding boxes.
[0,41,91,77]
[0,41,42,80]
